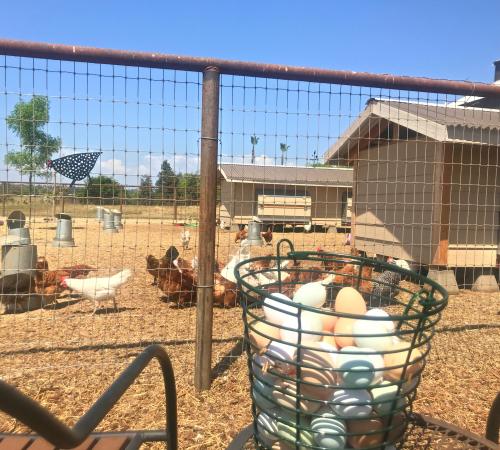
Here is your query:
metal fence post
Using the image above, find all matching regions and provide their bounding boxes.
[194,67,220,391]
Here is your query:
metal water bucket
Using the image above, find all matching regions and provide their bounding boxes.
[1,243,37,276]
[112,209,123,230]
[7,227,31,245]
[103,210,117,233]
[52,213,75,247]
[96,206,104,222]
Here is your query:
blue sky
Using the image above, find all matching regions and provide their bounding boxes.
[1,1,500,185]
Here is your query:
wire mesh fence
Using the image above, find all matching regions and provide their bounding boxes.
[0,40,498,448]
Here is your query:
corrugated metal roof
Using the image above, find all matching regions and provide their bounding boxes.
[377,99,500,129]
[219,164,353,187]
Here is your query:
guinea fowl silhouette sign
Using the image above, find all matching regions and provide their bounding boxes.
[47,152,102,186]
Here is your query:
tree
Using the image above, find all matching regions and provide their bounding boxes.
[155,160,177,199]
[138,175,154,203]
[250,135,259,164]
[5,96,61,195]
[177,173,200,202]
[279,143,290,165]
[79,175,122,205]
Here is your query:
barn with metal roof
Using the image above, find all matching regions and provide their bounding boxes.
[218,163,353,230]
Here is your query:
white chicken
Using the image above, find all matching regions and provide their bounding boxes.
[180,229,191,250]
[62,268,132,314]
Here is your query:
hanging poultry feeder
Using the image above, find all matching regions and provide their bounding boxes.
[1,242,37,276]
[103,210,117,233]
[234,239,449,450]
[96,206,104,222]
[112,209,123,230]
[5,210,31,245]
[246,221,263,247]
[52,213,75,247]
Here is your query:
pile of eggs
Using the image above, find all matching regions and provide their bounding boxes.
[247,281,425,450]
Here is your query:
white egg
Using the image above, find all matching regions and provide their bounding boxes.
[280,312,323,345]
[293,281,327,307]
[370,380,406,415]
[353,318,394,351]
[263,293,297,325]
[366,308,395,333]
[336,346,384,388]
[331,388,373,418]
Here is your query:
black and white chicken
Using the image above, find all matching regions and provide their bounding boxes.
[370,258,410,306]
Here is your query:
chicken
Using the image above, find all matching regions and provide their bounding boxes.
[146,255,161,285]
[213,273,238,307]
[61,269,132,314]
[260,225,273,245]
[316,247,345,272]
[34,257,96,296]
[369,258,409,306]
[180,229,191,250]
[234,228,248,243]
[157,246,197,307]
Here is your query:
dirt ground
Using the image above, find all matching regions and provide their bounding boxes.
[0,218,498,449]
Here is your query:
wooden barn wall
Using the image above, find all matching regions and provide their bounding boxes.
[353,139,442,264]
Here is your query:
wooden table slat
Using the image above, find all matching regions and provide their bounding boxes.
[26,439,56,450]
[67,437,96,450]
[92,436,131,450]
[0,436,33,450]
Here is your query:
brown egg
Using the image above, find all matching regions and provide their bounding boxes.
[322,334,337,347]
[335,287,367,316]
[383,339,423,382]
[320,307,338,332]
[347,417,384,449]
[248,318,281,351]
[334,317,356,348]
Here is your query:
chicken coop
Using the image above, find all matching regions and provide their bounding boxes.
[324,98,500,278]
[218,163,353,230]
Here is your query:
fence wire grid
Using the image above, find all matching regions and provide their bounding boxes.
[0,42,498,449]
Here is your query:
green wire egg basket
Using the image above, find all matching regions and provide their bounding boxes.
[234,239,448,450]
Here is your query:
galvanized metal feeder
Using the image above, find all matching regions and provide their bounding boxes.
[234,239,448,450]
[102,209,117,233]
[112,209,123,230]
[246,220,263,247]
[52,213,75,247]
[96,206,104,222]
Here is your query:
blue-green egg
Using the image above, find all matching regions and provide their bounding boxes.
[311,407,346,449]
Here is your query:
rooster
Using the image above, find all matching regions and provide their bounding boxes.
[61,269,132,314]
[260,225,273,246]
[180,229,191,250]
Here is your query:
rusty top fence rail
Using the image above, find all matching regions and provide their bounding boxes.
[2,38,500,97]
